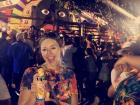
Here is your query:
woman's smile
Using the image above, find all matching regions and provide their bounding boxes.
[46,55,55,62]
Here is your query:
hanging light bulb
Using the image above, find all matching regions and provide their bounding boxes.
[41,9,50,15]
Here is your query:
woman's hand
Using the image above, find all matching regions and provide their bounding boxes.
[115,55,140,70]
[122,99,134,105]
[114,56,128,68]
[115,63,130,73]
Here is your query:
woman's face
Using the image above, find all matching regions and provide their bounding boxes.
[40,38,61,65]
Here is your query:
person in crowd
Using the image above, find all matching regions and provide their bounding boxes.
[108,40,140,105]
[0,65,11,105]
[62,35,76,69]
[8,30,17,44]
[18,37,78,105]
[23,32,36,65]
[96,44,113,105]
[7,32,34,105]
[72,36,86,102]
[85,34,97,53]
[28,25,38,42]
[23,31,34,51]
[8,32,34,90]
[84,48,98,105]
[0,31,11,85]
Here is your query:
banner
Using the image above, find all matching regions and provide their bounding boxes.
[0,0,19,8]
[9,0,40,29]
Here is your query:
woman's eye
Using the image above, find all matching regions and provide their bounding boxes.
[51,47,56,49]
[42,49,47,51]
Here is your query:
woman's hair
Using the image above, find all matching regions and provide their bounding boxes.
[39,36,61,48]
[129,41,140,56]
[39,37,48,47]
[118,36,140,56]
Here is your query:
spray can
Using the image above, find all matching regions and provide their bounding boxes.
[35,67,45,105]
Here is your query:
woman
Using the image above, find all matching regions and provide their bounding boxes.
[111,64,140,105]
[18,37,78,105]
[85,48,98,104]
[108,43,140,105]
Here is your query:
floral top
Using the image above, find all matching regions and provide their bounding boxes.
[19,64,78,105]
[114,69,140,105]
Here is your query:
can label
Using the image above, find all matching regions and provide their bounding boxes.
[36,98,44,105]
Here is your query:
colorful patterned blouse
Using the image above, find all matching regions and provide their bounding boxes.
[114,69,140,105]
[19,64,78,105]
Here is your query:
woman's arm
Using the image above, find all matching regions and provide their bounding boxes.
[115,55,140,69]
[70,73,78,105]
[18,88,36,105]
[18,67,36,105]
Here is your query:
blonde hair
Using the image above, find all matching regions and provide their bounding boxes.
[39,37,61,47]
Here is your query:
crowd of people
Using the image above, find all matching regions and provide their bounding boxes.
[0,26,140,105]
